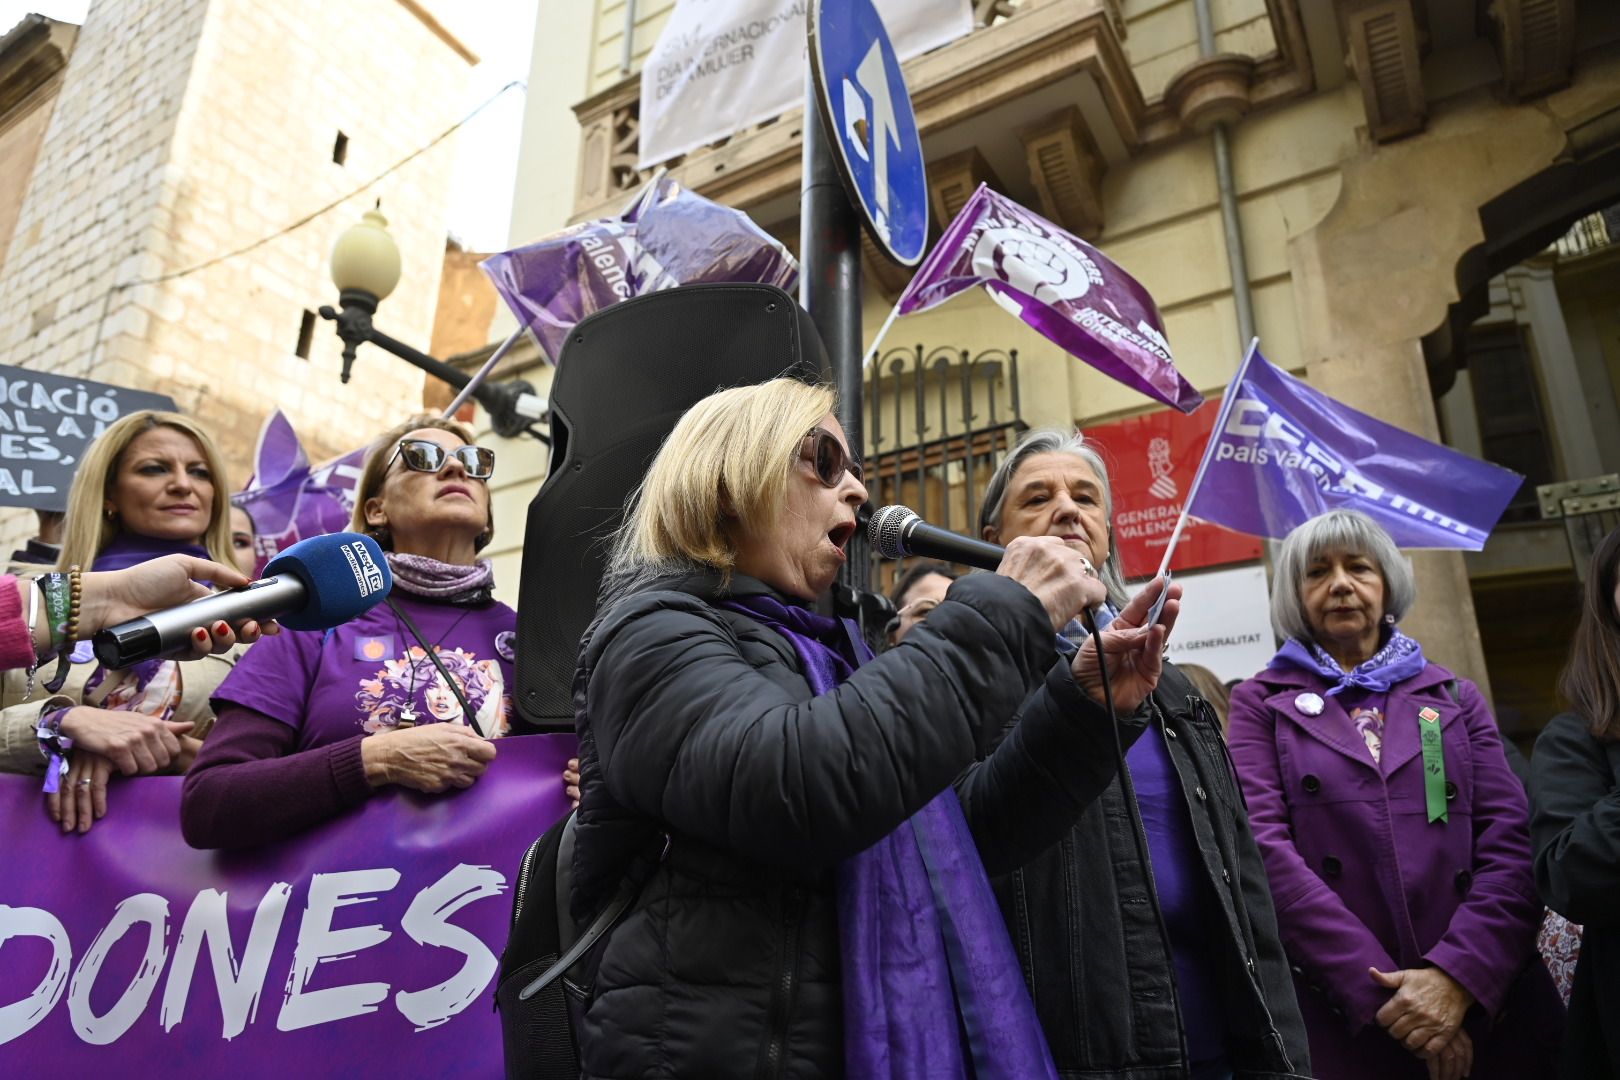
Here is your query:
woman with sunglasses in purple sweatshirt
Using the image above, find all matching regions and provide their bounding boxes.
[181,414,516,849]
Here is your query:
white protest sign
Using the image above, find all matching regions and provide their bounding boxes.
[1131,562,1276,684]
[638,0,970,170]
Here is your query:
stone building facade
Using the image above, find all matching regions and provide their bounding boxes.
[0,0,476,547]
[481,0,1620,736]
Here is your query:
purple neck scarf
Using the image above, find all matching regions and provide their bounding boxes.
[384,551,494,599]
[1271,627,1427,696]
[91,532,210,572]
[721,593,1057,1080]
[84,533,211,707]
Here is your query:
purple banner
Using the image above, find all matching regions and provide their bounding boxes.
[0,735,575,1074]
[898,183,1202,413]
[481,173,798,362]
[1187,351,1523,549]
[234,410,368,576]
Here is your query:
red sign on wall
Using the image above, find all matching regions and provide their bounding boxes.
[1085,400,1262,579]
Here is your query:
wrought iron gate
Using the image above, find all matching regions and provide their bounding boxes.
[863,345,1028,592]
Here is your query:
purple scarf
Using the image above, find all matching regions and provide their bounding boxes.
[1270,627,1428,696]
[83,533,213,704]
[721,594,1057,1080]
[91,532,210,573]
[384,551,494,599]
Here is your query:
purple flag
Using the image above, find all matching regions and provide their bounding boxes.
[1187,350,1522,549]
[899,184,1202,413]
[234,410,367,574]
[0,734,575,1073]
[482,173,798,362]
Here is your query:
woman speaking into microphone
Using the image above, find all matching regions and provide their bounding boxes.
[569,378,1178,1080]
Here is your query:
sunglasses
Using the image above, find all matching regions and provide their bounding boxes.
[387,439,496,480]
[801,427,864,488]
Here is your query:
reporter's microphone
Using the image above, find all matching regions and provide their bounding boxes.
[92,532,393,668]
[867,504,1006,571]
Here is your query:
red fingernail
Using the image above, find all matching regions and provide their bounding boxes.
[214,622,229,635]
[194,629,208,642]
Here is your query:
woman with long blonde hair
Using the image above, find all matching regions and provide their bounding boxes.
[1,410,249,833]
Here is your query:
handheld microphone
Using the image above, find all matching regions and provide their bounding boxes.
[867,504,1006,572]
[92,532,393,669]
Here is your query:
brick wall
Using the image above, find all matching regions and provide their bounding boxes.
[0,0,473,550]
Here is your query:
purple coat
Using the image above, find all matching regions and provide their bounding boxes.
[1228,659,1563,1080]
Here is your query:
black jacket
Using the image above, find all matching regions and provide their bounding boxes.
[988,662,1313,1079]
[571,570,1135,1079]
[1531,711,1620,1080]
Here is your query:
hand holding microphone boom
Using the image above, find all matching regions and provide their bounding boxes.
[92,532,394,669]
[867,504,1007,571]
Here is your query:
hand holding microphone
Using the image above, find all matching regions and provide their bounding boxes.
[870,504,1182,711]
[995,536,1107,632]
[92,532,393,668]
[869,504,1104,629]
[80,554,280,660]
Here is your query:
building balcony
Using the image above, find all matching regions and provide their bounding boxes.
[569,0,1317,246]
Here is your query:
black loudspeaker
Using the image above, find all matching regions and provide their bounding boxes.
[513,283,831,732]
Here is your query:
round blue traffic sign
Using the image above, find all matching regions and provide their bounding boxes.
[808,0,929,266]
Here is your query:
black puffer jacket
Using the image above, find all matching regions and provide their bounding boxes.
[571,569,1138,1080]
[1531,711,1620,1080]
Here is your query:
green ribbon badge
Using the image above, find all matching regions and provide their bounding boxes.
[1419,706,1447,824]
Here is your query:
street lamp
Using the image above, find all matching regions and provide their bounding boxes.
[320,205,546,440]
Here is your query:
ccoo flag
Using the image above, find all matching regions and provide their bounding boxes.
[1187,351,1522,549]
[897,183,1202,413]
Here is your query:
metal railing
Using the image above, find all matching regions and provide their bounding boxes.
[864,345,1026,589]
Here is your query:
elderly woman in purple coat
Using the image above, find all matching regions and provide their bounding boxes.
[1228,509,1562,1080]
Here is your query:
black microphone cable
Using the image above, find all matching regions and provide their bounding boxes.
[869,503,1178,997]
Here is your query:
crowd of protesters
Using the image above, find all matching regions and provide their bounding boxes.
[1,390,1616,1079]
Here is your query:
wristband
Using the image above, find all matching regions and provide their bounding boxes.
[40,567,81,694]
[37,573,71,653]
[35,705,74,794]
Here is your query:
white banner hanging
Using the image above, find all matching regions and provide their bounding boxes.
[637,0,971,170]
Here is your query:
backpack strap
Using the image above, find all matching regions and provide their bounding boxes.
[556,813,580,954]
[519,865,638,1002]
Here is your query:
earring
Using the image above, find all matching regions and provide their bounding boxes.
[104,507,117,521]
[1384,613,1395,625]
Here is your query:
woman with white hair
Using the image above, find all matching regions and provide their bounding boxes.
[1228,509,1564,1080]
[570,379,1179,1079]
[972,427,1310,1080]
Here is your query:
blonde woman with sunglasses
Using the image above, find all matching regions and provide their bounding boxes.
[568,378,1179,1080]
[182,415,517,849]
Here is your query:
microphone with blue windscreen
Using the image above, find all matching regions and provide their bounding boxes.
[92,532,393,668]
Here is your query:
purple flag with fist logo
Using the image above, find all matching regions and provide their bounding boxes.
[1187,350,1523,549]
[233,410,368,574]
[898,184,1202,413]
[482,173,798,362]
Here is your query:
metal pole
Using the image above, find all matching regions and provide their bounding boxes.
[620,0,638,73]
[1194,0,1256,347]
[800,64,868,589]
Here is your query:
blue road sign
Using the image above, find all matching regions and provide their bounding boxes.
[808,0,929,266]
